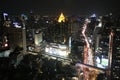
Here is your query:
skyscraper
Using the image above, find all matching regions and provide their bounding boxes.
[110,27,120,79]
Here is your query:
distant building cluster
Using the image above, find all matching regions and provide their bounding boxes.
[0,12,120,80]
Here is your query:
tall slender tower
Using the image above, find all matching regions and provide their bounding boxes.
[110,28,120,79]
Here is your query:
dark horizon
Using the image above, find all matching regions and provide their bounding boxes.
[0,0,120,16]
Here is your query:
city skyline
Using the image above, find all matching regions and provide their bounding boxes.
[0,1,120,79]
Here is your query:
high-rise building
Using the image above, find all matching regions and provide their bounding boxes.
[0,13,11,51]
[45,13,69,44]
[110,27,120,79]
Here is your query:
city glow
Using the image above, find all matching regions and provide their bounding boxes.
[58,13,65,23]
[90,14,96,18]
[13,22,22,28]
[45,44,69,57]
[4,43,8,47]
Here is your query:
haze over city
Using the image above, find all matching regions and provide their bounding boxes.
[0,0,120,15]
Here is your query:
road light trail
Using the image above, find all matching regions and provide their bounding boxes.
[82,19,93,65]
[82,21,90,48]
[82,19,94,80]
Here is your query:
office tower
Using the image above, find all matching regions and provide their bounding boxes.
[70,16,84,62]
[46,13,69,44]
[110,26,120,79]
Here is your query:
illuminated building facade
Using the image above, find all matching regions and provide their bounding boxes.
[45,13,69,44]
[110,25,120,79]
[58,13,65,23]
[0,12,26,52]
[44,13,71,58]
[0,13,11,51]
[98,15,120,80]
[56,13,68,44]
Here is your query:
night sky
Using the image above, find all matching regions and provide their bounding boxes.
[0,0,120,16]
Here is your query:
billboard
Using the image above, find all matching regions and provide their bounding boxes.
[95,56,108,69]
